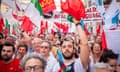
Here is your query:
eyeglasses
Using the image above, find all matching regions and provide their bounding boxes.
[110,64,117,67]
[25,65,44,72]
[40,46,49,49]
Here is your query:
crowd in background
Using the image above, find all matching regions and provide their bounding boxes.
[0,20,120,72]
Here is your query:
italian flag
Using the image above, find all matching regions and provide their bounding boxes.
[31,0,43,16]
[4,19,10,35]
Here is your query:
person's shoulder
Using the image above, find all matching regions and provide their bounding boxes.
[52,62,60,71]
[74,58,83,66]
[0,60,4,68]
[13,58,20,62]
[74,58,86,72]
[12,59,21,65]
[0,60,4,64]
[49,53,57,61]
[74,58,81,62]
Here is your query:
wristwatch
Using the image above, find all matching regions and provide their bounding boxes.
[75,23,81,26]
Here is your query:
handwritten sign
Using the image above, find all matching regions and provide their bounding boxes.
[84,6,102,20]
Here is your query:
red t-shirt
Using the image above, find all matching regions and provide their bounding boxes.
[0,59,23,72]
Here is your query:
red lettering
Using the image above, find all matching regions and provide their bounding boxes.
[92,7,96,12]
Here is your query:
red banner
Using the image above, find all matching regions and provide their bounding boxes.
[39,0,56,14]
[61,0,86,20]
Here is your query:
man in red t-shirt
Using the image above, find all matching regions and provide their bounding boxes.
[0,42,23,72]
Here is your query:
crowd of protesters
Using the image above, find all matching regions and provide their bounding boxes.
[0,19,120,72]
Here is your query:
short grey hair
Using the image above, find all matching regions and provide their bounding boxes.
[93,63,113,72]
[40,40,52,49]
[32,37,42,44]
[20,53,46,70]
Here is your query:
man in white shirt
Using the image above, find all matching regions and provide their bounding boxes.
[53,19,89,72]
[39,40,57,72]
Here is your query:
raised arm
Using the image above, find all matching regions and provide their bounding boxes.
[22,31,31,42]
[74,19,89,69]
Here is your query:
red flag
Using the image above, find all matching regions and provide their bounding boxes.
[84,24,89,36]
[54,22,62,32]
[12,28,16,35]
[12,24,17,35]
[61,24,68,33]
[51,22,58,35]
[0,18,4,32]
[54,22,61,28]
[40,20,43,34]
[3,29,9,36]
[45,21,48,30]
[39,0,56,14]
[102,30,107,51]
[96,23,101,35]
[61,0,86,20]
[21,16,35,33]
[40,20,48,34]
[51,29,55,35]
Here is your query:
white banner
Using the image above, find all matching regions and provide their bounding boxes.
[105,29,120,64]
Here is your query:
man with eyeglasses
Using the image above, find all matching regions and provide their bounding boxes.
[99,49,120,72]
[93,63,113,72]
[39,40,57,72]
[53,18,89,72]
[21,53,46,72]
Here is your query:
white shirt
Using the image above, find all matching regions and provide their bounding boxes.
[89,55,95,72]
[45,52,57,72]
[52,58,86,72]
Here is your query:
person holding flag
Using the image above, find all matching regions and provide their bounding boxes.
[53,18,89,72]
[52,0,89,71]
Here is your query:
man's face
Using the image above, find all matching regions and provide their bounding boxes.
[25,58,44,72]
[53,34,59,41]
[61,41,74,60]
[96,36,102,43]
[39,42,50,57]
[33,41,41,53]
[6,36,15,44]
[1,46,14,61]
[108,59,118,71]
[18,47,27,55]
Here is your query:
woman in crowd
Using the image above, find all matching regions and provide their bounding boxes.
[89,42,102,72]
